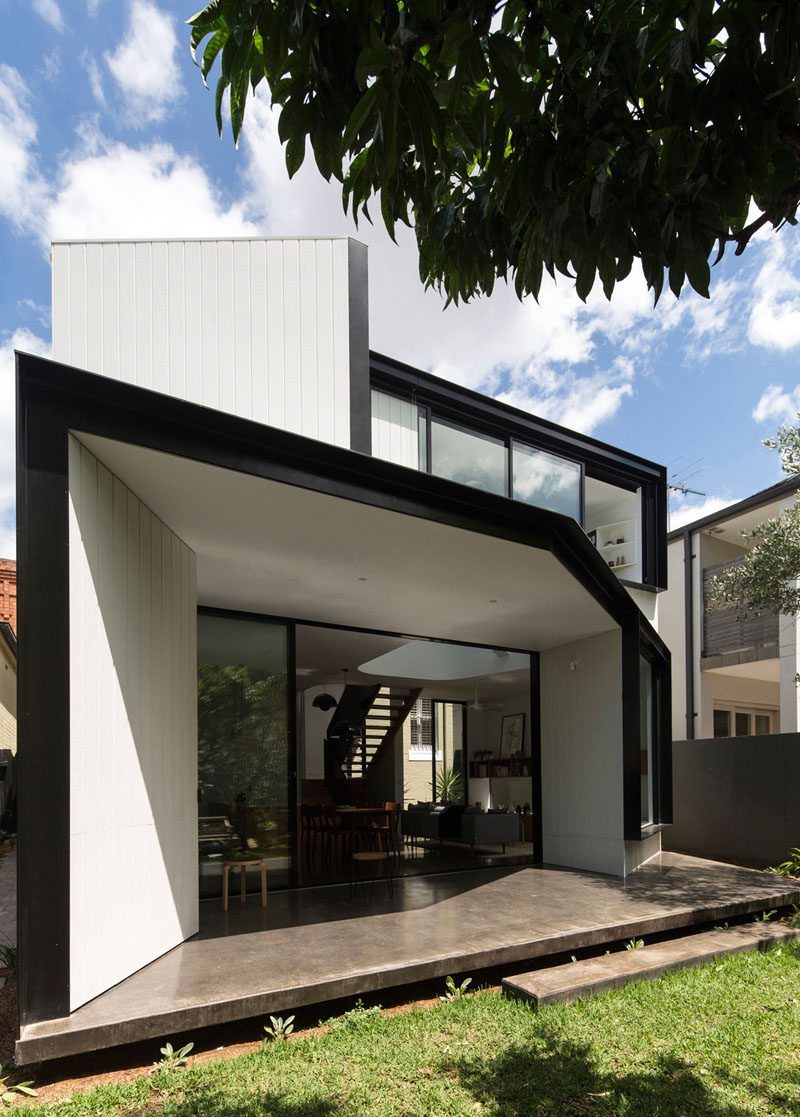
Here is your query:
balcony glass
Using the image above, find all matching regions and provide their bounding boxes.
[430,419,508,496]
[512,442,581,519]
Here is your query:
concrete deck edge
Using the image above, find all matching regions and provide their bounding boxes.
[16,883,800,1065]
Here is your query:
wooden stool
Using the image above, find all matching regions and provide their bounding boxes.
[222,858,267,911]
[350,850,394,902]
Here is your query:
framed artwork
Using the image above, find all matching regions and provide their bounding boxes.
[500,713,525,757]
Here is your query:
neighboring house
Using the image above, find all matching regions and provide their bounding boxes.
[659,478,800,741]
[0,560,16,634]
[0,622,15,755]
[16,237,671,1034]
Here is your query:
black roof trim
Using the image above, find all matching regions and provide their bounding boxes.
[17,349,651,633]
[667,475,800,541]
[369,350,665,484]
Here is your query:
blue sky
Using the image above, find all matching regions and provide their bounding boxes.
[3,1,800,559]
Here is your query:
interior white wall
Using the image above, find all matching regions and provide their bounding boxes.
[69,437,198,1012]
[300,684,345,780]
[52,238,361,449]
[540,629,642,876]
[466,689,531,809]
[584,483,642,583]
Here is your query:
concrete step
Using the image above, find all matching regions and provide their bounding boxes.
[503,922,800,1008]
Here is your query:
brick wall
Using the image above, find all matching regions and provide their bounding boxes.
[0,560,16,634]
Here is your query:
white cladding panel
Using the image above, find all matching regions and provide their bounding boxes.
[69,438,198,1012]
[52,239,354,447]
[371,390,419,468]
[540,629,628,875]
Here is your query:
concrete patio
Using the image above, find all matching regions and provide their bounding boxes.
[17,852,800,1064]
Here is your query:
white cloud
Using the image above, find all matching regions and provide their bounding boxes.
[240,93,660,425]
[82,51,106,106]
[32,0,64,31]
[497,357,635,435]
[41,49,61,82]
[0,329,52,559]
[752,383,800,426]
[748,239,800,350]
[668,494,738,531]
[105,0,182,125]
[0,66,258,247]
[0,66,48,234]
[47,141,259,241]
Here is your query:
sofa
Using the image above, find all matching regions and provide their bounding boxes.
[401,804,521,852]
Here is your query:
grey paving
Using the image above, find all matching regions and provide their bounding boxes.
[503,921,800,1006]
[16,852,800,1064]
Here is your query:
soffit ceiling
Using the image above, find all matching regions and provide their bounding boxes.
[75,432,617,653]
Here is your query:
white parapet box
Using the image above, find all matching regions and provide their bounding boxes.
[51,236,370,452]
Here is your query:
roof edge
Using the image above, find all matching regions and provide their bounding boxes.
[667,475,800,540]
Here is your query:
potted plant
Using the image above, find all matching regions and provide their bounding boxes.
[435,765,464,804]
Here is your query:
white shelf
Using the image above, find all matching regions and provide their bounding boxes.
[592,518,636,574]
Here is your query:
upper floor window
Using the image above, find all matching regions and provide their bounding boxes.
[512,441,581,520]
[430,418,508,497]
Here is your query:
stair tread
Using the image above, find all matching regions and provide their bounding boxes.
[503,923,800,1007]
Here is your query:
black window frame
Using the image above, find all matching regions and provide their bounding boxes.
[369,360,666,590]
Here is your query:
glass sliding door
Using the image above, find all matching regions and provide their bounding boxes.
[433,701,466,804]
[197,612,292,897]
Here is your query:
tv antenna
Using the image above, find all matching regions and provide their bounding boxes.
[667,457,707,498]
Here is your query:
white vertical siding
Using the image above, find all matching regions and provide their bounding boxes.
[52,238,359,448]
[68,437,198,1012]
[539,629,637,876]
[371,390,419,468]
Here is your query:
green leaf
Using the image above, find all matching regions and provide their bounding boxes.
[285,132,306,178]
[684,251,710,298]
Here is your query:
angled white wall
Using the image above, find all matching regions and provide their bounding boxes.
[52,238,369,450]
[540,628,658,876]
[69,437,198,1011]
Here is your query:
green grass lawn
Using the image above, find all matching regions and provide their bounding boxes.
[22,942,800,1116]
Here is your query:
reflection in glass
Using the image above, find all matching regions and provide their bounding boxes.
[512,442,581,519]
[431,419,508,496]
[197,614,290,897]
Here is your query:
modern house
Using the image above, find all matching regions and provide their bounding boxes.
[16,237,671,1045]
[659,479,800,741]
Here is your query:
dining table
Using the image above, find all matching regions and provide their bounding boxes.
[333,805,395,852]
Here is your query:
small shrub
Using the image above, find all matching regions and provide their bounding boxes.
[767,848,800,878]
[262,1015,295,1043]
[785,904,800,929]
[625,938,644,950]
[0,1063,36,1106]
[153,1041,193,1073]
[440,975,472,1001]
[324,1000,381,1031]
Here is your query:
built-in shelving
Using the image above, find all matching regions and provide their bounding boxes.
[592,518,636,573]
[469,756,532,779]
